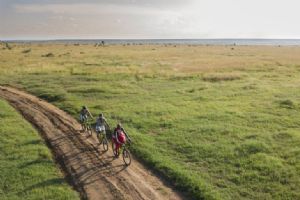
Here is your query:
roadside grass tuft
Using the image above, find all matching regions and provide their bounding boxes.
[279,99,295,109]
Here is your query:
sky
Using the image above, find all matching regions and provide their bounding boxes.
[0,0,300,40]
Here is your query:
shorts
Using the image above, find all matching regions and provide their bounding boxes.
[96,125,106,133]
[80,114,87,122]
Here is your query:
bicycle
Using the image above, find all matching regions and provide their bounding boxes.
[96,130,109,151]
[112,140,132,166]
[81,119,93,136]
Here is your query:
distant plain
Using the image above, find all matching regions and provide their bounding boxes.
[1,42,300,199]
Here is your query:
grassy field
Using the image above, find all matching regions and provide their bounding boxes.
[0,99,80,200]
[1,42,300,199]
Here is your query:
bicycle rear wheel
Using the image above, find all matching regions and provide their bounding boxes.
[103,137,108,151]
[97,133,103,144]
[122,148,131,166]
[86,124,92,136]
[81,123,86,131]
[112,142,119,156]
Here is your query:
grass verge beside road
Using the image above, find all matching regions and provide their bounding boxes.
[0,99,80,200]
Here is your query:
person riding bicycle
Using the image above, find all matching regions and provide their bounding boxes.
[112,123,131,156]
[79,106,93,123]
[95,113,110,134]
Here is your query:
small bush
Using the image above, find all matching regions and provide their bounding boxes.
[279,99,295,109]
[22,49,31,54]
[68,87,106,94]
[37,93,66,102]
[187,88,195,93]
[5,43,12,50]
[203,74,241,82]
[42,53,54,57]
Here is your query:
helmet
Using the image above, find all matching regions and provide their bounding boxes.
[82,106,86,109]
[99,113,103,117]
[117,123,122,128]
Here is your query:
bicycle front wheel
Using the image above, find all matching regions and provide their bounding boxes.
[81,123,86,131]
[122,148,131,166]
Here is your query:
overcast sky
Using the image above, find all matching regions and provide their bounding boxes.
[1,0,300,40]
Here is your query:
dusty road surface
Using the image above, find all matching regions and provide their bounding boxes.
[0,86,186,200]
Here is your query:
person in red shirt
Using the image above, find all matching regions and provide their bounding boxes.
[112,123,131,156]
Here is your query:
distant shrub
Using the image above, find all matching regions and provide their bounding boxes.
[68,87,105,94]
[5,43,12,50]
[37,93,66,102]
[279,99,295,109]
[22,49,31,54]
[93,105,105,110]
[203,74,241,82]
[159,121,173,128]
[187,88,195,93]
[169,75,197,81]
[42,53,54,57]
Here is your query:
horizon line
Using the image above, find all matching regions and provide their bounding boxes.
[2,38,300,42]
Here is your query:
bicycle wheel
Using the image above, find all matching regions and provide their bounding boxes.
[112,142,119,156]
[87,124,92,136]
[122,148,131,166]
[102,137,108,151]
[81,123,86,131]
[97,133,103,144]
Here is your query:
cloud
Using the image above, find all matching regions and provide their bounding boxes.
[2,0,300,39]
[13,3,180,16]
[11,0,190,9]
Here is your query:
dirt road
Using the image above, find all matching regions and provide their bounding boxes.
[0,86,186,200]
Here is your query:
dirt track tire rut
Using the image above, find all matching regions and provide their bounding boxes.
[0,86,186,200]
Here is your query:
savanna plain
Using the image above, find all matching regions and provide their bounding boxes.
[0,42,300,200]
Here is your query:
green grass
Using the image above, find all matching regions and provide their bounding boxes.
[1,43,300,199]
[0,99,80,200]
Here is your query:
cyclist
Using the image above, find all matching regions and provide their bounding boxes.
[79,106,93,123]
[112,123,131,156]
[95,113,110,134]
